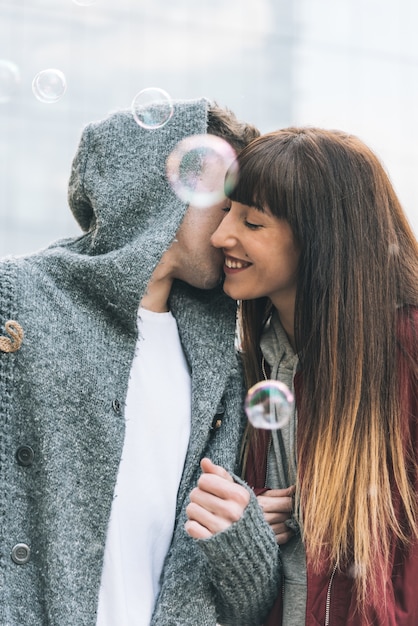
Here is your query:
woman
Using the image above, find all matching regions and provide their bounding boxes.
[207,127,418,625]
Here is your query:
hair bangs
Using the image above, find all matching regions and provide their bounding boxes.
[226,134,291,220]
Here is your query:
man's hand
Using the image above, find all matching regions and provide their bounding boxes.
[185,458,250,539]
[257,486,295,545]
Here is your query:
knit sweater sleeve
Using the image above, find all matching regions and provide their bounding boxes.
[197,478,281,626]
[151,482,280,626]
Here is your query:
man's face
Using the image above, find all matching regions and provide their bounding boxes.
[171,199,227,289]
[160,137,238,292]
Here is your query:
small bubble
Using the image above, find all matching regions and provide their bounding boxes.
[245,380,294,430]
[131,87,174,129]
[0,60,20,103]
[166,134,238,209]
[388,242,399,256]
[348,562,366,579]
[32,69,67,104]
[368,485,378,498]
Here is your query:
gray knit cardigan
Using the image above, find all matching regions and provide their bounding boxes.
[0,99,280,625]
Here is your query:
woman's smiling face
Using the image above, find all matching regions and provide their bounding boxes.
[210,201,300,313]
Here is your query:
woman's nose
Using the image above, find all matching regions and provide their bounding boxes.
[211,212,235,249]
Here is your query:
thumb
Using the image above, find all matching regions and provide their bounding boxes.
[200,458,233,482]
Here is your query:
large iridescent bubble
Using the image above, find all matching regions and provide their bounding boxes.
[131,88,174,129]
[32,69,67,103]
[245,380,294,430]
[166,134,238,209]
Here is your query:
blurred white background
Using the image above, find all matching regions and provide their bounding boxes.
[1,0,418,256]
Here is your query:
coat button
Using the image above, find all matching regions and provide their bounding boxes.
[112,399,122,414]
[210,403,225,430]
[11,543,30,564]
[16,445,35,467]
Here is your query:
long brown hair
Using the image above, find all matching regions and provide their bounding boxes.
[232,128,418,609]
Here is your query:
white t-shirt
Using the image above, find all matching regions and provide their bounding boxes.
[96,307,191,626]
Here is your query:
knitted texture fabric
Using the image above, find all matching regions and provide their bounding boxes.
[0,99,280,625]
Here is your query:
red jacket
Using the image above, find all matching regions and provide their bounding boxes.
[246,307,418,625]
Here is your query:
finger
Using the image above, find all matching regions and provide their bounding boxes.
[189,486,245,523]
[271,522,292,536]
[257,494,293,514]
[261,486,296,498]
[184,519,212,540]
[275,529,294,545]
[200,458,234,483]
[262,511,291,525]
[186,501,232,536]
[197,473,250,510]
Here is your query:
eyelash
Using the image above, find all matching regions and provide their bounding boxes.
[245,221,262,230]
[221,206,263,230]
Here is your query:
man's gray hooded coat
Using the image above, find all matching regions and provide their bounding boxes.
[0,98,280,625]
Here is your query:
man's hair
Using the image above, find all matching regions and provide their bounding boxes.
[207,102,260,153]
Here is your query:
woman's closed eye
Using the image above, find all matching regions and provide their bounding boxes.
[245,220,263,230]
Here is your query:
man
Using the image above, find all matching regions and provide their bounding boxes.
[0,98,279,625]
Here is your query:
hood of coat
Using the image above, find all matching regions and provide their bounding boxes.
[41,98,214,327]
[68,98,209,254]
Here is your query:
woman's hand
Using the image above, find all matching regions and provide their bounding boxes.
[257,486,295,545]
[185,458,250,539]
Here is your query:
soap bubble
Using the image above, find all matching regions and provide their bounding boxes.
[32,69,67,103]
[245,380,294,430]
[348,562,366,579]
[0,60,20,103]
[131,87,174,129]
[166,134,238,209]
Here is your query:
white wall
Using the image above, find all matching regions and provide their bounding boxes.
[0,0,417,257]
[293,0,418,235]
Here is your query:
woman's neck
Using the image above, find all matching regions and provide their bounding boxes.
[270,297,296,351]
